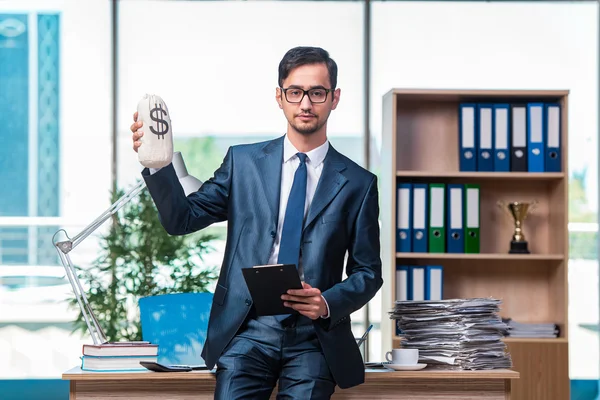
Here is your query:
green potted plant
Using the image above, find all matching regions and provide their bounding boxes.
[69,182,218,342]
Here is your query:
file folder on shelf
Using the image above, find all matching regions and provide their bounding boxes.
[395,265,409,336]
[459,103,477,172]
[446,184,464,253]
[527,103,545,172]
[428,184,446,253]
[477,104,494,172]
[510,104,527,172]
[412,183,428,253]
[493,104,510,172]
[410,266,426,301]
[544,103,561,172]
[397,183,412,252]
[395,265,409,301]
[464,184,480,253]
[395,265,444,302]
[424,265,443,301]
[396,265,411,335]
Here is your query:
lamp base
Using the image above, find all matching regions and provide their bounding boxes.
[509,240,530,254]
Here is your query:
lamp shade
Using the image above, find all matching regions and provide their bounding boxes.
[172,151,203,196]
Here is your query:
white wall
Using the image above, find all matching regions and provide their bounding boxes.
[117,1,364,137]
[116,1,366,189]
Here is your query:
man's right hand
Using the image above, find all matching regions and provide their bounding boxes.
[131,111,143,153]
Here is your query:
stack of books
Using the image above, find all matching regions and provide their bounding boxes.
[81,341,158,372]
[390,298,512,370]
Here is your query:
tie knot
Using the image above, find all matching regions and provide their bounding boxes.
[297,153,308,165]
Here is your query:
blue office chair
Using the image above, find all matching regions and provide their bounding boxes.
[139,292,213,365]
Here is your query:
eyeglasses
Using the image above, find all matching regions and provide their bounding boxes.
[280,87,333,104]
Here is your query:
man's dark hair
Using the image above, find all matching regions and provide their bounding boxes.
[278,46,338,89]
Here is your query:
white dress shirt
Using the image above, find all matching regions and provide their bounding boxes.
[267,135,331,318]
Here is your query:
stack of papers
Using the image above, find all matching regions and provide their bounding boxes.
[503,318,559,338]
[390,298,513,370]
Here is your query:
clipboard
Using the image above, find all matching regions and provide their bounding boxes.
[241,263,303,316]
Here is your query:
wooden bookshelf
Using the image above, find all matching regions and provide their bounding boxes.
[380,89,569,400]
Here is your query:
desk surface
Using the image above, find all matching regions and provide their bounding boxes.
[63,366,519,381]
[64,367,519,400]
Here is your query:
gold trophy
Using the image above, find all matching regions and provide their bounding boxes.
[497,200,538,254]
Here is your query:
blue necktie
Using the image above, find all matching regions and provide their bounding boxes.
[277,152,308,268]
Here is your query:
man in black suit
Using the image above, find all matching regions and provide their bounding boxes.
[131,46,382,399]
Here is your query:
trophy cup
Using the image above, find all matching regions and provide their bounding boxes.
[497,200,538,254]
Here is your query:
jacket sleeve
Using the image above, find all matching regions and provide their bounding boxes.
[320,175,383,330]
[142,146,233,235]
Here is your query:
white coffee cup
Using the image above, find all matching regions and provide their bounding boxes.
[385,348,419,365]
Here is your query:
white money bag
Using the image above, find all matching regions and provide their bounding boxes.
[137,94,173,169]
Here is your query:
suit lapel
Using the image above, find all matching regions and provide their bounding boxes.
[255,136,284,224]
[304,146,348,231]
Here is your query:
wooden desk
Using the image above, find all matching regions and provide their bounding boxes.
[63,367,519,399]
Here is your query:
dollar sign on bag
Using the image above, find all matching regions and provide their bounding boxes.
[149,103,169,139]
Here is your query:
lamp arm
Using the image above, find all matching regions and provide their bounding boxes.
[52,179,147,345]
[69,180,146,250]
[56,247,109,344]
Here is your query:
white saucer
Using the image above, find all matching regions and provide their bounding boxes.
[386,363,427,371]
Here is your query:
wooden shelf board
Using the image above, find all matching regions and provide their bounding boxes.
[396,171,565,180]
[389,88,569,97]
[396,253,564,261]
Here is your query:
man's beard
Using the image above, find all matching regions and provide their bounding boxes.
[291,114,321,135]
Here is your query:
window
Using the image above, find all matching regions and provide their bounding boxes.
[0,12,60,266]
[371,0,599,377]
[117,0,367,341]
[0,0,112,378]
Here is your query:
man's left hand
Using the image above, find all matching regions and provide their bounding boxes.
[282,282,327,320]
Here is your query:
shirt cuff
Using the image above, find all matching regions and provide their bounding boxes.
[320,295,330,319]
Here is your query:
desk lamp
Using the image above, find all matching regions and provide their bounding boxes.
[52,151,202,345]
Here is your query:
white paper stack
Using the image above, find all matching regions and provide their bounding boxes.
[390,298,512,370]
[503,318,559,338]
